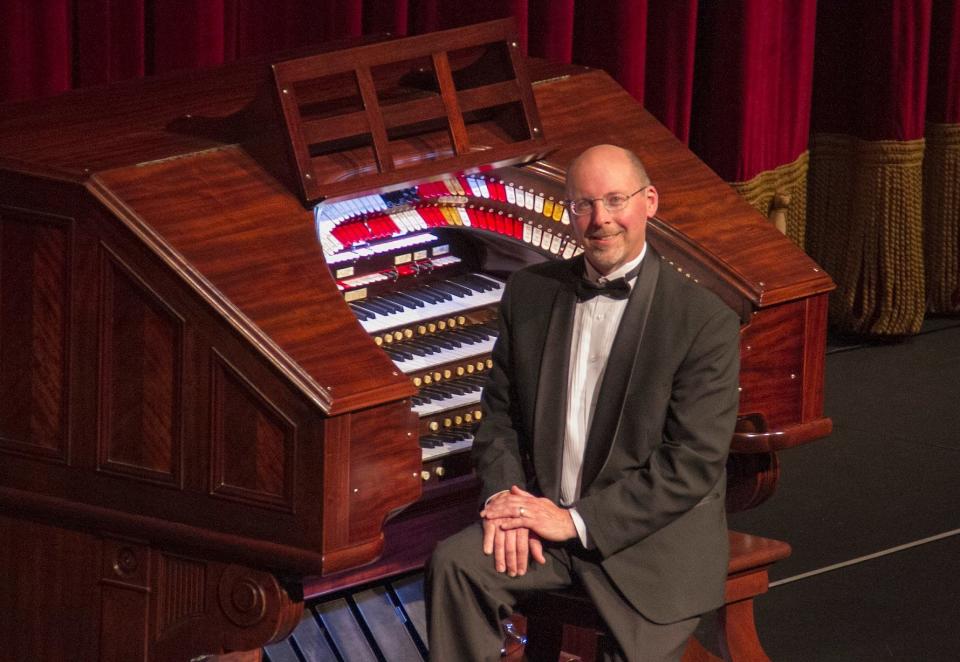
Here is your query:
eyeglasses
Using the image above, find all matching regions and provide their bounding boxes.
[565,186,649,216]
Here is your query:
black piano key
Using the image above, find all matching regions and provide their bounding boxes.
[388,292,425,310]
[417,387,451,401]
[420,284,453,301]
[431,280,472,297]
[403,338,440,354]
[429,334,461,348]
[347,302,374,321]
[405,288,442,304]
[447,329,481,344]
[352,586,425,661]
[465,273,502,290]
[428,335,458,350]
[387,346,416,360]
[450,274,490,292]
[352,299,393,316]
[451,327,486,342]
[399,343,428,357]
[374,295,409,313]
[393,291,425,308]
[438,382,470,396]
[434,429,471,441]
[314,598,379,662]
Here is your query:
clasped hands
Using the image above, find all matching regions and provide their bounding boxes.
[479,485,577,576]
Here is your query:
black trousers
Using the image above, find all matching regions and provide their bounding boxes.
[426,523,699,662]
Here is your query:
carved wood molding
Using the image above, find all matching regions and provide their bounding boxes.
[98,538,305,660]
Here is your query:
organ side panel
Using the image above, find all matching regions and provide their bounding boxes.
[0,170,418,579]
[0,206,72,463]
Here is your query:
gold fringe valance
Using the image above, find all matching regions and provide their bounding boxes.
[807,133,926,336]
[923,122,960,314]
[730,151,809,248]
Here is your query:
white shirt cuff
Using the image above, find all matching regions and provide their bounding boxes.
[568,507,592,548]
[484,490,510,507]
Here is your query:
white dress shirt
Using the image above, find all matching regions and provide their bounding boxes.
[564,246,647,547]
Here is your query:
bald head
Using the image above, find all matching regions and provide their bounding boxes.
[565,144,650,198]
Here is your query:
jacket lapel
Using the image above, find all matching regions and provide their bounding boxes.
[579,252,661,492]
[532,258,581,502]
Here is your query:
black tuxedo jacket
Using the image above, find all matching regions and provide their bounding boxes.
[472,249,740,624]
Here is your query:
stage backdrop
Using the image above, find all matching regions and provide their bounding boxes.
[1,0,957,335]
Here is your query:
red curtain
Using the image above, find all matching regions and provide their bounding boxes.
[928,0,960,125]
[690,0,817,182]
[811,0,932,141]
[0,0,71,102]
[0,0,693,140]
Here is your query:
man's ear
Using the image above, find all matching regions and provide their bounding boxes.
[644,185,659,217]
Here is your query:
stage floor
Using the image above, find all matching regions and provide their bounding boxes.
[729,317,960,661]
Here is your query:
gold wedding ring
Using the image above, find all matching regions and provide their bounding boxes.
[519,506,525,517]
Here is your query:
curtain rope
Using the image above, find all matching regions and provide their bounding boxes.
[923,122,960,314]
[808,133,926,336]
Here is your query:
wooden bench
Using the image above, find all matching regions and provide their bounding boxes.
[516,531,791,662]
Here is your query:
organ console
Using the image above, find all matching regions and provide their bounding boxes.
[0,20,833,661]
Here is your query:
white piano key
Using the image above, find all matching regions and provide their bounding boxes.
[356,274,504,334]
[412,388,482,416]
[421,434,474,461]
[393,336,496,373]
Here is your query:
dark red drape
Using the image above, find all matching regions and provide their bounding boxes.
[643,0,699,145]
[811,0,932,141]
[927,0,960,124]
[0,0,695,141]
[2,1,957,177]
[0,0,71,102]
[690,0,817,182]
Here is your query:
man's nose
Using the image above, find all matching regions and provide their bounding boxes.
[588,202,610,225]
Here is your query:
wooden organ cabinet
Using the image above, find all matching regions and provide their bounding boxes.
[0,21,833,662]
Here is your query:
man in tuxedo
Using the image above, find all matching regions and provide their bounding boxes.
[427,144,740,661]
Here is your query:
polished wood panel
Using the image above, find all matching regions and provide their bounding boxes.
[0,515,101,661]
[211,352,296,511]
[0,207,71,461]
[98,245,183,483]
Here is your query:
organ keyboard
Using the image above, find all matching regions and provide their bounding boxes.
[320,170,588,470]
[0,19,834,661]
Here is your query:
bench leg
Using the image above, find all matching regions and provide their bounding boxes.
[717,597,771,662]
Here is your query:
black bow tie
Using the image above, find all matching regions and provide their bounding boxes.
[575,260,643,301]
[576,277,631,301]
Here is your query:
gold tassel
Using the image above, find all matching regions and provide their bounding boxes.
[730,151,809,248]
[807,134,926,336]
[923,122,960,314]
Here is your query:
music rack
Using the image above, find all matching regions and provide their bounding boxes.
[270,19,553,205]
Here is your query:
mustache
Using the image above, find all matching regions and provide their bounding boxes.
[586,231,622,239]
